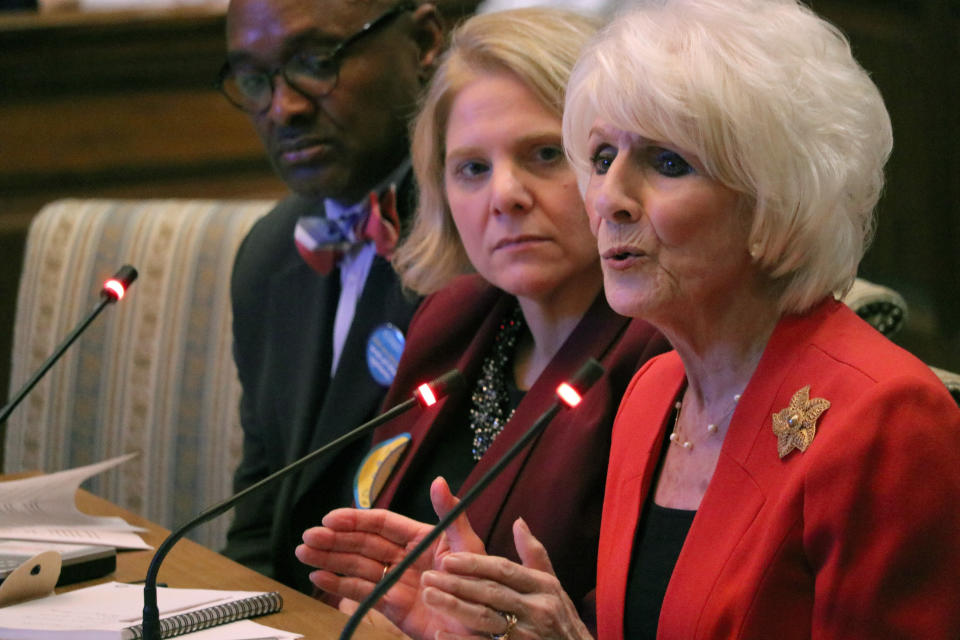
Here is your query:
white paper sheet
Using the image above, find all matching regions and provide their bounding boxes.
[181,620,302,639]
[0,454,150,550]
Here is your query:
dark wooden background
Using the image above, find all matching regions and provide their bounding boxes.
[1,2,957,453]
[810,0,959,377]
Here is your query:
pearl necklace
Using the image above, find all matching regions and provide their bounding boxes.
[669,391,742,451]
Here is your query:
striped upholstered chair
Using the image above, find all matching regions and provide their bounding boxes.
[5,198,273,549]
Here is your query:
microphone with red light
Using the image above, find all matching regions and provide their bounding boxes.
[101,265,137,301]
[0,264,138,425]
[140,368,464,640]
[337,358,606,640]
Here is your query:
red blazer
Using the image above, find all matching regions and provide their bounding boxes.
[597,299,960,640]
[370,275,669,606]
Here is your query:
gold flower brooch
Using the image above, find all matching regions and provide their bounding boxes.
[772,385,830,459]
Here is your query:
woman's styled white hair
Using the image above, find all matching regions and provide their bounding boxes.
[563,0,893,314]
[393,7,599,295]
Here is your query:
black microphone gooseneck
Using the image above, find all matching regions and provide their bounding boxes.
[338,358,606,640]
[0,265,138,425]
[141,368,464,640]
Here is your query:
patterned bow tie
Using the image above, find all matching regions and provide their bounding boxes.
[294,187,401,276]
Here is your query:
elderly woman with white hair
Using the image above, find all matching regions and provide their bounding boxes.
[410,1,960,639]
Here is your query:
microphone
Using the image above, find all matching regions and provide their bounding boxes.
[141,368,464,640]
[338,358,606,640]
[0,265,138,425]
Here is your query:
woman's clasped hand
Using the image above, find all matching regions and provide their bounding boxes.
[297,478,484,638]
[420,517,594,640]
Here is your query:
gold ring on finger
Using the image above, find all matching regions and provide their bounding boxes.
[490,611,517,640]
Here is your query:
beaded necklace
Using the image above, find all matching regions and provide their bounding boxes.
[469,304,525,461]
[668,387,742,451]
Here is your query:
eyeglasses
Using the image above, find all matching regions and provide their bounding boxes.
[217,1,416,114]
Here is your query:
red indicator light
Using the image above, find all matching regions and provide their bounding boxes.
[556,382,582,408]
[417,383,437,407]
[103,279,126,301]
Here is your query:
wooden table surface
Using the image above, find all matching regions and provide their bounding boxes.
[45,486,398,640]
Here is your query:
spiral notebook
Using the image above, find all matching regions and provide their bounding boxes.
[0,581,283,639]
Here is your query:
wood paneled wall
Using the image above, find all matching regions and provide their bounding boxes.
[811,0,959,373]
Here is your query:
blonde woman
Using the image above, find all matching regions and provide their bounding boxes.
[295,8,668,638]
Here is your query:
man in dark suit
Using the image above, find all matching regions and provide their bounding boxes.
[219,0,444,593]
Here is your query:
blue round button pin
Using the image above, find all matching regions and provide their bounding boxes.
[367,323,406,387]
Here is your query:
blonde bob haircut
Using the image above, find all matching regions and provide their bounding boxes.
[563,0,893,314]
[393,7,599,295]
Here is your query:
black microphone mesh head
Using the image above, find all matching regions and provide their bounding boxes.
[569,358,605,394]
[413,369,464,408]
[100,265,138,301]
[114,265,138,287]
[432,369,464,398]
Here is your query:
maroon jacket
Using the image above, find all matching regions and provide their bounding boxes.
[369,274,669,607]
